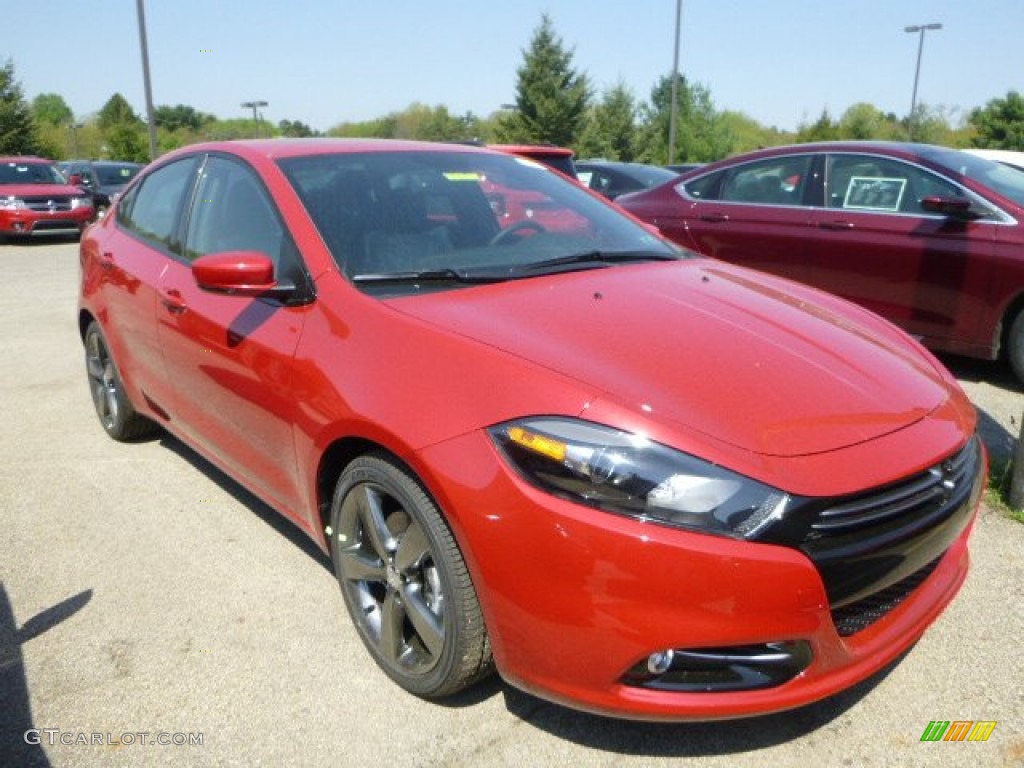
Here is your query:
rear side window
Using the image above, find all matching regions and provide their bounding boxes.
[118,157,198,254]
[719,156,813,206]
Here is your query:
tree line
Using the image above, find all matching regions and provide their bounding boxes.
[3,16,1023,163]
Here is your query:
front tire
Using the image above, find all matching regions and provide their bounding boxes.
[1008,312,1024,385]
[329,454,492,698]
[84,321,158,441]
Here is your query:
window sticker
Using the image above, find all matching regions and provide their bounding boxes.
[843,176,907,212]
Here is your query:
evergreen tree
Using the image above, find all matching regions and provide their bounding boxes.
[495,14,590,147]
[576,82,637,160]
[969,91,1024,149]
[0,60,40,155]
[637,74,725,164]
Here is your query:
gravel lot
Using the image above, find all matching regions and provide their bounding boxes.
[1,241,1022,767]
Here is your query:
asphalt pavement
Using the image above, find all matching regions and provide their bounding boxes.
[1,241,1022,767]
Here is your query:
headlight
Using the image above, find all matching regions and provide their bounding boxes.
[489,417,790,538]
[70,196,91,210]
[0,196,26,211]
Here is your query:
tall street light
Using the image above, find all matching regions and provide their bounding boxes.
[904,22,942,138]
[135,0,158,161]
[241,100,269,137]
[668,0,683,165]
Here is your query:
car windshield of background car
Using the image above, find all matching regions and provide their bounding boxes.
[921,146,1024,207]
[0,162,64,185]
[278,151,682,294]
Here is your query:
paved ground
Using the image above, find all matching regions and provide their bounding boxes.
[1,241,1022,767]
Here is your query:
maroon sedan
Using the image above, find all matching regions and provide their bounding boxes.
[617,141,1024,382]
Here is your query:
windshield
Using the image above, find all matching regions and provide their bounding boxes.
[0,161,66,185]
[95,163,142,186]
[919,146,1024,208]
[278,150,680,294]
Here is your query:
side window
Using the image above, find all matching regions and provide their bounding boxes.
[720,156,814,206]
[826,154,962,214]
[118,158,198,254]
[682,170,724,200]
[184,156,305,284]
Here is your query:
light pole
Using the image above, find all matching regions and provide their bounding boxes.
[135,0,158,160]
[241,100,269,137]
[904,22,942,139]
[668,0,683,165]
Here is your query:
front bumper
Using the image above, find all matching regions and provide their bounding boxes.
[0,208,94,237]
[416,429,983,721]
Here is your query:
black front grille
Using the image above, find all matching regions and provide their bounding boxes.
[750,435,984,637]
[23,195,73,212]
[831,556,941,636]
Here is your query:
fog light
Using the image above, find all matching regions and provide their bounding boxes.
[647,649,675,675]
[13,222,25,232]
[624,641,813,692]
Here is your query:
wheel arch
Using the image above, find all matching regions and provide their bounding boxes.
[998,291,1024,360]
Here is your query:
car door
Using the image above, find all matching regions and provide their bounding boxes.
[155,154,313,516]
[668,154,818,281]
[95,156,200,414]
[806,153,997,348]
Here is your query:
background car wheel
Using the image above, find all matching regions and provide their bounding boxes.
[1009,312,1024,384]
[84,322,159,441]
[329,453,492,698]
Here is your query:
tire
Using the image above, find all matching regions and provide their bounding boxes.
[329,453,492,698]
[84,322,159,441]
[1009,312,1024,385]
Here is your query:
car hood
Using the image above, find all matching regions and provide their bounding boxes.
[0,183,87,197]
[387,260,952,457]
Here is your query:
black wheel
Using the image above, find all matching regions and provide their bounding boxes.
[329,454,492,698]
[84,322,158,441]
[489,219,546,246]
[1009,312,1024,384]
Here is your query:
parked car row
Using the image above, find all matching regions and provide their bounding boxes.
[617,141,1024,382]
[79,137,984,722]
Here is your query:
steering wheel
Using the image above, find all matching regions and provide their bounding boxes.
[489,219,547,246]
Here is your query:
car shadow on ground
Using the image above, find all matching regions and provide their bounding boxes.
[940,355,1020,465]
[156,434,333,574]
[498,652,905,756]
[0,586,92,768]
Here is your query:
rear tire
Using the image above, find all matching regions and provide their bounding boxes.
[84,321,159,441]
[329,453,492,698]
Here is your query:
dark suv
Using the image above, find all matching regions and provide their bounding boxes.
[0,157,95,242]
[58,160,144,219]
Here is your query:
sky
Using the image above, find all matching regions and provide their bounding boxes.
[5,1,1023,135]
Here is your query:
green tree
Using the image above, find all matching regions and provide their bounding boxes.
[968,91,1024,149]
[796,109,839,142]
[154,104,215,133]
[278,119,319,138]
[0,59,40,154]
[715,110,792,154]
[637,74,726,164]
[576,82,637,160]
[31,93,73,128]
[98,93,142,130]
[495,14,590,146]
[837,103,901,140]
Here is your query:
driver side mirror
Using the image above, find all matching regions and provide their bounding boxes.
[192,251,294,298]
[920,195,977,218]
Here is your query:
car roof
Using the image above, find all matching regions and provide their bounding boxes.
[0,156,54,164]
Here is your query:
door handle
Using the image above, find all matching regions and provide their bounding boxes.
[817,220,855,230]
[699,213,730,223]
[99,251,115,270]
[160,288,187,314]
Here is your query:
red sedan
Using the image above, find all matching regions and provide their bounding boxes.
[79,139,984,721]
[617,141,1024,382]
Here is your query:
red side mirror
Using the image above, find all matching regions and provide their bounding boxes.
[192,251,276,295]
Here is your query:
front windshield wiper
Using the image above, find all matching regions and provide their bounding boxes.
[352,268,508,285]
[512,250,680,275]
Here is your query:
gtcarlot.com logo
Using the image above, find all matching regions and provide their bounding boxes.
[24,730,204,747]
[920,720,997,742]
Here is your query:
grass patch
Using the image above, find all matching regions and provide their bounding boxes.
[985,457,1024,524]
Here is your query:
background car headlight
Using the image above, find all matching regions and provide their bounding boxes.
[70,196,91,210]
[489,418,790,538]
[0,196,27,211]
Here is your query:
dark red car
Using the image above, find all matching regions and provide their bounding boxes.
[0,156,95,241]
[79,139,984,721]
[617,141,1024,382]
